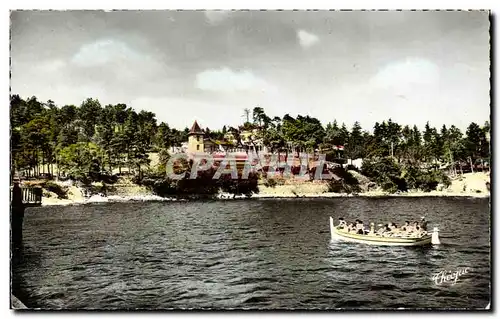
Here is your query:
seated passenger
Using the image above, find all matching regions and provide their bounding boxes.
[337,217,347,229]
[369,222,375,235]
[420,217,428,231]
[401,221,410,232]
[356,220,365,234]
[413,221,420,231]
[410,221,421,236]
[390,223,401,233]
[381,224,393,236]
[347,222,355,233]
[376,224,385,235]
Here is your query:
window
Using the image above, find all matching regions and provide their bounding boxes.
[197,145,200,151]
[197,136,200,142]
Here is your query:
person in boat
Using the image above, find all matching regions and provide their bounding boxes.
[407,221,422,237]
[387,223,397,233]
[413,221,420,231]
[337,217,347,229]
[376,224,386,235]
[346,222,355,232]
[420,217,428,231]
[356,220,365,234]
[385,223,399,236]
[347,223,356,233]
[401,221,410,232]
[369,222,375,235]
[381,224,393,237]
[354,221,361,232]
[353,220,359,233]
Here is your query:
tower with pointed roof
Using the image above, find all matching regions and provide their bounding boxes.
[188,120,205,153]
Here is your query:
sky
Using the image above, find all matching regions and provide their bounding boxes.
[10,10,490,132]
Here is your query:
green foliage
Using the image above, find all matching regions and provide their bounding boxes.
[263,178,278,188]
[141,165,260,198]
[362,157,452,193]
[465,122,489,163]
[361,157,407,193]
[327,167,361,194]
[78,98,102,141]
[43,181,68,199]
[218,172,259,197]
[403,166,451,192]
[142,177,178,197]
[281,114,325,153]
[344,121,364,159]
[252,107,271,127]
[10,94,490,195]
[10,95,176,181]
[57,142,103,182]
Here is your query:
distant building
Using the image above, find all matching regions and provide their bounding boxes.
[187,121,219,153]
[223,127,267,153]
[184,120,339,175]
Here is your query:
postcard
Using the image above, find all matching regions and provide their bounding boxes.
[10,10,491,310]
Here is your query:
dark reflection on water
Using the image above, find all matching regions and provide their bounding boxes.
[13,197,490,309]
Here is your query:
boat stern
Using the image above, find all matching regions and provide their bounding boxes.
[431,227,441,245]
[329,216,335,240]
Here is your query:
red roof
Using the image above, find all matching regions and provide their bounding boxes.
[189,121,204,135]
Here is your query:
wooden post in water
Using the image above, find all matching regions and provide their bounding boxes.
[329,217,335,241]
[11,179,24,252]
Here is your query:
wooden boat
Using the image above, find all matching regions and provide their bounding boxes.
[329,217,440,246]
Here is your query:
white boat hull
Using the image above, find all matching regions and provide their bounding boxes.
[329,217,438,246]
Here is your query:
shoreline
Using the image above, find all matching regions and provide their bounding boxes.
[40,190,489,206]
[35,171,490,206]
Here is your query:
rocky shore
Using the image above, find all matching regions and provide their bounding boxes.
[37,172,490,206]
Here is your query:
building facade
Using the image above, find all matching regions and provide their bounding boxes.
[187,121,219,153]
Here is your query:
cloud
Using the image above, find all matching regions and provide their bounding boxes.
[204,11,231,24]
[370,57,440,93]
[196,68,271,92]
[9,11,489,133]
[297,30,319,48]
[68,38,169,88]
[36,60,66,73]
[130,96,243,129]
[71,39,143,67]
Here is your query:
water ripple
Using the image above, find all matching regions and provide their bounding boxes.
[13,198,490,309]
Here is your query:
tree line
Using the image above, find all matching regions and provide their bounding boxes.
[10,95,490,183]
[10,95,187,181]
[243,107,489,173]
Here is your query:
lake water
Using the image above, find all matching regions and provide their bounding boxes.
[12,197,490,309]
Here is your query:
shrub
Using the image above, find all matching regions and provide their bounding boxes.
[441,173,452,188]
[327,167,361,194]
[100,174,118,184]
[218,172,259,196]
[404,167,450,192]
[177,167,220,196]
[264,178,278,188]
[43,181,68,199]
[154,179,178,197]
[346,164,358,171]
[381,179,398,193]
[142,165,261,198]
[361,157,406,193]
